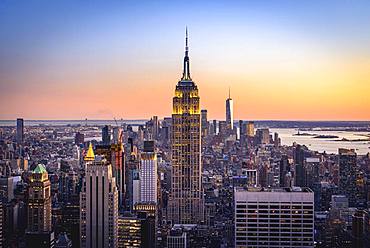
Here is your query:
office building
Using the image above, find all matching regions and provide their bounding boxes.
[118,215,142,247]
[74,132,84,145]
[26,164,54,247]
[201,109,208,137]
[80,145,118,248]
[352,209,370,248]
[140,141,157,203]
[235,187,314,248]
[226,88,233,130]
[279,155,291,187]
[168,29,204,224]
[338,148,357,207]
[16,118,24,144]
[255,128,269,145]
[245,169,258,187]
[102,125,111,145]
[0,200,3,247]
[152,116,159,140]
[246,121,254,137]
[294,144,306,187]
[27,164,52,233]
[112,127,122,145]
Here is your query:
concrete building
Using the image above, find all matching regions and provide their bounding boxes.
[26,164,54,247]
[16,118,24,144]
[80,144,118,248]
[235,187,314,248]
[139,141,157,203]
[338,148,357,207]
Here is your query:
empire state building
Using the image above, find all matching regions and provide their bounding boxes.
[168,29,204,224]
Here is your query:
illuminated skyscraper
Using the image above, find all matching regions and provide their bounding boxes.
[226,88,233,130]
[168,29,204,224]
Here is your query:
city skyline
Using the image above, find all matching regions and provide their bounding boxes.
[1,0,370,120]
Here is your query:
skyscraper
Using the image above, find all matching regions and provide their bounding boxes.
[201,109,208,137]
[139,141,158,203]
[246,121,254,137]
[338,148,357,207]
[27,164,52,233]
[102,125,111,145]
[16,118,24,144]
[168,29,204,224]
[226,88,233,130]
[26,164,54,247]
[294,144,306,187]
[80,143,119,248]
[152,116,159,140]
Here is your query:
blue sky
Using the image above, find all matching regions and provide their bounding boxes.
[1,0,369,120]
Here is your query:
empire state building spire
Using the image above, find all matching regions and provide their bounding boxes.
[181,27,191,81]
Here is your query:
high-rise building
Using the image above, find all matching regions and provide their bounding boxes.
[201,109,208,137]
[239,120,245,141]
[152,116,159,140]
[245,169,258,187]
[235,187,314,248]
[80,144,119,248]
[140,141,157,203]
[26,164,54,247]
[226,88,233,130]
[168,29,204,224]
[118,215,142,247]
[352,209,370,248]
[255,128,269,145]
[102,125,111,145]
[212,120,217,135]
[274,132,280,147]
[294,144,306,187]
[27,164,52,233]
[16,118,24,144]
[279,155,291,187]
[0,200,3,247]
[74,132,84,145]
[338,148,357,207]
[112,127,122,145]
[246,121,254,137]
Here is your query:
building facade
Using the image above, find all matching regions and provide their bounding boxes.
[80,144,118,248]
[27,164,52,233]
[235,187,314,248]
[140,141,158,203]
[16,118,24,144]
[338,148,357,207]
[168,29,204,224]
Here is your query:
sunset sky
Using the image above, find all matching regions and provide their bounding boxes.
[1,0,370,120]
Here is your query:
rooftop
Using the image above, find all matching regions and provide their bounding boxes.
[33,164,47,174]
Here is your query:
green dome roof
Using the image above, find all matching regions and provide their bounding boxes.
[33,164,47,174]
